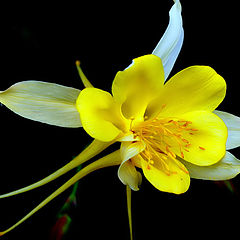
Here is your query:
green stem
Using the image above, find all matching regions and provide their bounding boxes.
[126,185,133,240]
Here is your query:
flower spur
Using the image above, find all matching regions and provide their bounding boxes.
[1,0,240,238]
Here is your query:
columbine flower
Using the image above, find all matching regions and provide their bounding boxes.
[0,0,240,238]
[77,53,229,194]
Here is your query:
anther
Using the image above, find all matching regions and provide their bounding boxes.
[150,160,154,165]
[190,128,198,131]
[199,146,206,150]
[182,138,189,143]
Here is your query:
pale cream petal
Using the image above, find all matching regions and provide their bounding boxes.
[120,141,146,162]
[118,161,142,191]
[214,110,240,150]
[117,132,140,142]
[152,0,183,80]
[180,151,240,180]
[0,81,81,128]
[117,141,145,191]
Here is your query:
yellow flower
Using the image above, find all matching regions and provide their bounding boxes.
[76,54,228,194]
[0,0,240,238]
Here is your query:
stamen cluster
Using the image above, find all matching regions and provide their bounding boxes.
[132,117,200,175]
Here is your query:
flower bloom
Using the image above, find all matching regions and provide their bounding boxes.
[0,0,240,237]
[77,53,228,194]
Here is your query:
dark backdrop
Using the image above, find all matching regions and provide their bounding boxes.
[0,1,239,240]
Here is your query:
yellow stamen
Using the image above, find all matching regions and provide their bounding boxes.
[132,116,197,175]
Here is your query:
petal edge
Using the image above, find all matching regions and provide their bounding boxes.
[0,81,81,128]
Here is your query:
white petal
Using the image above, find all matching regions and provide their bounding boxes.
[180,151,240,180]
[117,132,140,142]
[118,161,142,191]
[152,0,183,80]
[214,110,240,150]
[0,81,81,128]
[117,141,145,191]
[120,141,145,164]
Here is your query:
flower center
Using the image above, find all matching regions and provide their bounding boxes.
[131,116,202,175]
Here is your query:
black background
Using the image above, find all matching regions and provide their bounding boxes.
[0,1,239,240]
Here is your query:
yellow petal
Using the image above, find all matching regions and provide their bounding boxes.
[112,54,164,121]
[140,155,190,194]
[76,87,128,142]
[146,66,226,118]
[171,111,227,166]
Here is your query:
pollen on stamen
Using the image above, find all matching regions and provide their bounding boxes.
[182,138,189,144]
[150,160,154,165]
[133,116,196,175]
[199,146,206,150]
[147,164,151,170]
[189,128,198,131]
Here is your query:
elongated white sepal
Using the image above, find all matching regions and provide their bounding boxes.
[181,151,240,180]
[214,110,240,150]
[152,0,183,80]
[0,81,81,128]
